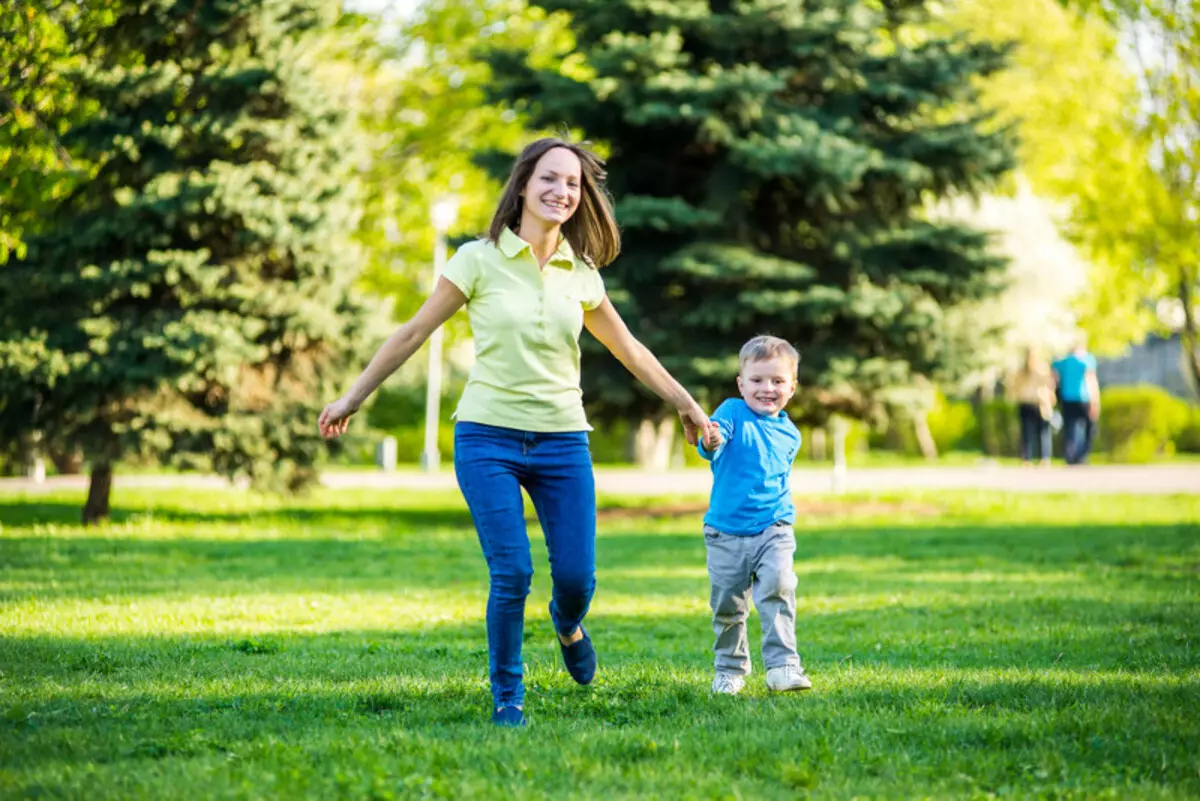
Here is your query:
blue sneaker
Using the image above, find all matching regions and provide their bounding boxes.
[558,626,597,685]
[491,705,526,727]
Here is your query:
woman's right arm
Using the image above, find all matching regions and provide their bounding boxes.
[319,277,467,439]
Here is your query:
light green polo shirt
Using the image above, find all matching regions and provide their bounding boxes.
[441,227,606,432]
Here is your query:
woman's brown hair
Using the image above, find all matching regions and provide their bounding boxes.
[1021,345,1045,375]
[488,138,621,268]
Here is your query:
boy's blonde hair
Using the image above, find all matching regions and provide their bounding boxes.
[738,335,800,375]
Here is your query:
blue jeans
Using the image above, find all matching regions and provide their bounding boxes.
[453,422,597,708]
[1061,401,1094,465]
[1018,403,1051,462]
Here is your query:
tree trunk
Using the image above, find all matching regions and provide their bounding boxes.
[830,416,847,494]
[49,444,84,475]
[975,381,997,456]
[83,461,113,525]
[809,426,826,461]
[629,416,677,471]
[1179,271,1200,400]
[913,410,938,461]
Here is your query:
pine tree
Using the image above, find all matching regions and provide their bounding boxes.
[0,0,378,522]
[486,0,1015,445]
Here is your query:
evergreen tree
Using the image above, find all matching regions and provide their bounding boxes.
[0,0,378,522]
[486,0,1015,441]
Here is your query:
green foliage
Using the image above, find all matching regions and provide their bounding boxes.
[943,0,1139,362]
[978,399,1021,457]
[485,0,1016,428]
[1096,385,1192,463]
[1057,0,1200,387]
[0,1,115,262]
[350,0,571,332]
[0,488,1197,797]
[589,418,635,464]
[870,392,981,456]
[927,395,981,453]
[1177,407,1200,454]
[0,1,380,502]
[362,381,464,463]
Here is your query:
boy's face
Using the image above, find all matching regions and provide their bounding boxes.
[737,356,797,416]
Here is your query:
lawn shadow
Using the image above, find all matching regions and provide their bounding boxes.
[3,516,1197,610]
[0,496,474,530]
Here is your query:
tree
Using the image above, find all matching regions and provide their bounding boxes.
[352,0,572,326]
[1061,0,1199,392]
[0,1,111,264]
[0,2,116,475]
[0,0,378,522]
[485,0,1015,461]
[939,0,1128,369]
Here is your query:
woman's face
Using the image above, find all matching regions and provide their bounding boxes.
[521,147,582,228]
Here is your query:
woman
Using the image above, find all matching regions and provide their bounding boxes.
[1010,346,1056,467]
[318,138,710,727]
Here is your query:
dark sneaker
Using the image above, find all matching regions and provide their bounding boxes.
[491,705,526,727]
[558,626,597,685]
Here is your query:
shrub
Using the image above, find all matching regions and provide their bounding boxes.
[359,381,464,466]
[978,399,1019,457]
[927,394,981,453]
[1177,407,1200,454]
[865,392,979,458]
[1096,385,1191,463]
[590,419,634,464]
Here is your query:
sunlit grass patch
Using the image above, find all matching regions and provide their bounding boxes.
[0,488,1197,798]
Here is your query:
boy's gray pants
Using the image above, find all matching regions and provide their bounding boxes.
[704,522,800,676]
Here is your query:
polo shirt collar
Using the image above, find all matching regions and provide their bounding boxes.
[499,227,575,269]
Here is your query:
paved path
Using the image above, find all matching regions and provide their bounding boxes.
[2,464,1196,495]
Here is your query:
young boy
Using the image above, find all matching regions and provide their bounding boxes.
[698,335,811,695]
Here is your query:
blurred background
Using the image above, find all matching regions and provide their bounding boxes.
[2,0,1197,521]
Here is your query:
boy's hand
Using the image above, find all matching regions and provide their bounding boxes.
[701,421,723,451]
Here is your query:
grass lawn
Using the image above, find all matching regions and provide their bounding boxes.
[1,488,1197,799]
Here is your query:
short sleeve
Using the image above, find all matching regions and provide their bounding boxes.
[698,401,737,462]
[441,242,482,300]
[580,266,605,311]
[1086,354,1098,371]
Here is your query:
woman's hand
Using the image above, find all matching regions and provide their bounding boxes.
[317,277,467,442]
[318,396,360,439]
[677,405,710,447]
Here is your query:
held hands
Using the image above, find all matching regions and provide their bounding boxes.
[676,405,710,447]
[701,421,723,451]
[318,396,360,439]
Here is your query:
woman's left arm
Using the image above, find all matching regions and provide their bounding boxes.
[584,297,709,445]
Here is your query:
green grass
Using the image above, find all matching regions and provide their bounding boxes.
[1,489,1198,799]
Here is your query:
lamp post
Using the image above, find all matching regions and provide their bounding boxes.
[421,193,459,473]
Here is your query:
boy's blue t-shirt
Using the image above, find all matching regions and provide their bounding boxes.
[698,398,801,536]
[1052,353,1097,402]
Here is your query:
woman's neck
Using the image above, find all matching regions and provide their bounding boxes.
[515,214,561,268]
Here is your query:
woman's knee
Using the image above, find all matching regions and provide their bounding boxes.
[490,565,534,598]
[551,568,595,601]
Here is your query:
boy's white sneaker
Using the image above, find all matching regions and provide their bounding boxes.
[711,672,746,695]
[766,666,812,692]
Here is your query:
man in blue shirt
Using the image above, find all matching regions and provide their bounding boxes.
[698,335,811,696]
[1052,338,1101,465]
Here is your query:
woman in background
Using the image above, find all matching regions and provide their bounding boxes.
[1011,346,1056,467]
